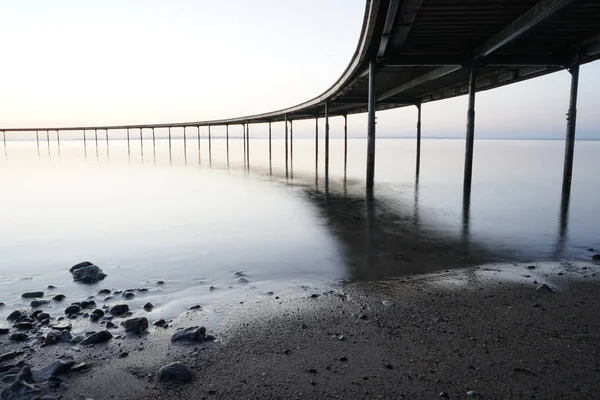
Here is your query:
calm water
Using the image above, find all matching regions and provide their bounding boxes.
[1,136,599,322]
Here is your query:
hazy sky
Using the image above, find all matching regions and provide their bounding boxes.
[1,0,599,139]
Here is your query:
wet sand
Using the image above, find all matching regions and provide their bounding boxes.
[1,261,599,399]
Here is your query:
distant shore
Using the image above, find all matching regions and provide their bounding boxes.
[2,260,599,399]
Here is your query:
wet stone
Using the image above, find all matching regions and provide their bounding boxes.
[80,330,112,345]
[21,292,44,299]
[592,254,600,261]
[0,327,9,335]
[71,264,107,284]
[71,363,90,372]
[157,280,165,285]
[81,300,96,309]
[32,359,75,382]
[106,321,117,329]
[123,317,148,334]
[0,351,20,362]
[52,322,72,331]
[143,303,154,311]
[52,294,66,302]
[7,310,22,321]
[171,327,214,343]
[30,300,49,308]
[69,261,94,273]
[122,292,135,300]
[98,289,111,295]
[158,362,192,383]
[236,277,249,284]
[65,305,81,315]
[45,330,73,346]
[153,319,167,327]
[36,313,50,322]
[9,333,28,342]
[70,335,84,345]
[536,284,554,293]
[16,322,33,330]
[109,304,129,316]
[47,285,56,289]
[188,304,202,310]
[527,265,536,270]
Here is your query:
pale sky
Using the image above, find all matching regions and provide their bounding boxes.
[1,0,599,139]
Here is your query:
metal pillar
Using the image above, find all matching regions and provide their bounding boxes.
[36,130,39,149]
[226,125,230,167]
[94,129,98,148]
[561,63,580,200]
[315,116,319,172]
[197,126,201,165]
[83,129,86,148]
[208,125,212,166]
[46,130,50,153]
[2,131,5,149]
[325,103,330,179]
[127,128,131,156]
[285,116,289,178]
[242,124,246,167]
[268,122,272,173]
[290,120,293,175]
[416,102,422,177]
[183,126,187,155]
[140,128,143,158]
[151,128,155,148]
[343,114,348,171]
[463,63,477,197]
[366,60,376,188]
[246,123,250,169]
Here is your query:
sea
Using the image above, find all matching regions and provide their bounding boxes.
[1,135,599,324]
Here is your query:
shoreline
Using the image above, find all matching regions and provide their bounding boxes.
[1,260,599,399]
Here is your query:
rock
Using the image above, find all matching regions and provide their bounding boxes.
[80,330,112,345]
[109,304,129,316]
[65,305,81,315]
[466,390,481,398]
[188,304,202,310]
[45,330,72,345]
[143,303,154,311]
[439,392,450,398]
[9,333,28,342]
[90,309,105,322]
[309,294,320,299]
[36,313,50,322]
[236,277,249,284]
[1,371,39,399]
[98,289,111,295]
[70,335,84,345]
[21,292,44,299]
[6,310,22,321]
[158,362,192,383]
[157,280,165,285]
[536,284,554,293]
[106,321,117,329]
[52,294,66,301]
[81,301,96,309]
[234,271,245,277]
[71,363,90,373]
[0,302,4,307]
[171,327,214,343]
[47,285,56,289]
[122,292,135,300]
[71,264,107,284]
[527,265,536,269]
[32,359,75,382]
[123,317,148,334]
[593,254,600,261]
[30,300,49,308]
[0,328,8,335]
[16,322,33,330]
[153,319,167,327]
[382,300,395,307]
[0,351,20,362]
[52,322,72,331]
[70,261,95,272]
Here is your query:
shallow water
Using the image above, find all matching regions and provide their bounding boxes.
[0,136,599,322]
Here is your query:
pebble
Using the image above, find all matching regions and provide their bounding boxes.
[382,300,395,307]
[467,390,481,398]
[153,319,167,327]
[0,327,9,335]
[143,303,154,311]
[71,363,90,372]
[16,322,33,330]
[109,304,129,316]
[21,292,44,299]
[80,330,112,345]
[171,327,215,343]
[52,294,66,302]
[157,280,165,285]
[36,313,50,321]
[31,300,49,308]
[236,277,250,284]
[536,284,554,293]
[65,305,82,315]
[188,304,202,310]
[527,265,536,269]
[119,352,129,358]
[123,317,148,334]
[158,362,192,383]
[98,289,111,295]
[106,322,117,329]
[7,310,23,321]
[122,292,135,300]
[47,285,56,289]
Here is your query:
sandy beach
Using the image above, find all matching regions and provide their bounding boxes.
[1,261,599,399]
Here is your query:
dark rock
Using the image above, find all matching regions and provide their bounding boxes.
[0,351,20,362]
[32,359,75,382]
[122,292,135,300]
[158,362,192,383]
[17,316,33,323]
[64,305,81,315]
[439,392,450,398]
[80,330,112,345]
[6,310,22,321]
[188,304,202,310]
[536,284,554,293]
[30,300,49,308]
[157,280,165,285]
[69,335,84,345]
[21,292,44,299]
[70,261,95,273]
[143,303,154,311]
[45,330,72,345]
[171,326,212,343]
[9,333,28,342]
[527,265,536,270]
[71,363,90,372]
[106,321,117,329]
[81,301,96,309]
[339,356,348,362]
[71,264,107,284]
[98,289,111,295]
[52,294,66,302]
[16,322,33,330]
[137,288,149,292]
[466,390,481,398]
[36,313,50,322]
[123,317,148,334]
[153,319,167,327]
[118,352,129,358]
[1,371,39,399]
[47,285,56,289]
[0,327,9,335]
[592,254,600,261]
[109,304,129,316]
[236,277,249,284]
[90,309,105,322]
[310,294,320,298]
[0,302,4,307]
[52,322,72,331]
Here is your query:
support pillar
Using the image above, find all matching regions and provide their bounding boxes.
[46,130,50,153]
[290,120,293,175]
[242,124,246,168]
[127,127,131,157]
[285,115,289,178]
[197,126,201,164]
[268,122,272,173]
[140,128,143,158]
[343,114,348,171]
[226,125,230,167]
[208,125,212,166]
[416,102,422,177]
[94,129,98,148]
[315,116,319,172]
[183,126,187,155]
[83,129,87,149]
[366,60,376,188]
[561,63,580,201]
[36,130,40,149]
[325,103,330,179]
[246,123,250,169]
[463,63,477,198]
